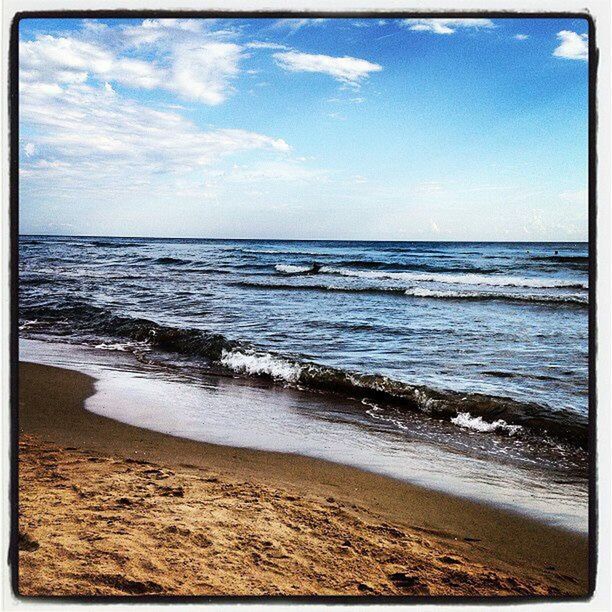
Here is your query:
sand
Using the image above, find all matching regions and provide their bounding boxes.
[17,361,589,597]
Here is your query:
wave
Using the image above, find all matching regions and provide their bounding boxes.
[314,266,587,289]
[19,302,588,449]
[19,319,40,331]
[237,281,588,306]
[404,287,588,306]
[450,412,523,436]
[219,348,586,448]
[220,349,301,382]
[94,341,149,352]
[275,264,313,274]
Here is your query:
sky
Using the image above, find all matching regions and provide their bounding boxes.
[18,16,589,241]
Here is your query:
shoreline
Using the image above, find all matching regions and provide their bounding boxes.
[17,361,589,596]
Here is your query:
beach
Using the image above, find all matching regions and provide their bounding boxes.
[15,11,593,601]
[17,361,589,597]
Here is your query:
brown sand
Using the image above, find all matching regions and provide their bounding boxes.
[17,361,589,597]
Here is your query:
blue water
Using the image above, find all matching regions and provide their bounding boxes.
[19,236,589,459]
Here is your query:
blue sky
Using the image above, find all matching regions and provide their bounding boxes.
[19,17,589,240]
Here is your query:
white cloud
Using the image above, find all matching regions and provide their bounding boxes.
[122,18,209,47]
[246,41,289,50]
[121,21,243,104]
[82,19,110,34]
[21,29,243,106]
[19,79,290,198]
[273,51,382,86]
[24,143,36,157]
[553,30,588,61]
[20,34,161,90]
[169,42,242,105]
[514,34,529,41]
[401,18,495,35]
[20,35,117,85]
[272,19,328,32]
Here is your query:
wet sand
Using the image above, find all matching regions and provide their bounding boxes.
[17,361,589,597]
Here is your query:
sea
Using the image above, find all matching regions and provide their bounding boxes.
[18,236,590,531]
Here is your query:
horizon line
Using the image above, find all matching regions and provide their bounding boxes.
[18,233,588,244]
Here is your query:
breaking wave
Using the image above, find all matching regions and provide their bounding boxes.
[404,287,587,306]
[220,349,301,382]
[275,264,313,274]
[238,281,588,306]
[451,412,523,436]
[314,266,587,289]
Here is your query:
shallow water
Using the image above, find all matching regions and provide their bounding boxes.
[21,339,588,532]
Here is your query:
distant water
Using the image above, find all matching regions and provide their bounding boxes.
[19,236,589,472]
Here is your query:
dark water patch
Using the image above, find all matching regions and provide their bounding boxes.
[155,257,192,265]
[532,255,588,264]
[526,373,558,382]
[484,370,516,379]
[21,277,56,286]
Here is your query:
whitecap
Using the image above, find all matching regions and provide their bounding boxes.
[275,264,313,274]
[321,267,586,289]
[220,349,302,383]
[451,411,523,436]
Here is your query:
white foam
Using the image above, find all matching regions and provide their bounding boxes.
[94,342,133,352]
[408,287,459,298]
[19,319,39,331]
[404,287,588,305]
[275,264,312,274]
[220,349,302,383]
[363,400,411,431]
[321,267,586,289]
[451,411,523,436]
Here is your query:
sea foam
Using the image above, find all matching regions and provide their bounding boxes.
[451,411,523,436]
[404,287,588,305]
[319,267,587,289]
[275,264,313,274]
[220,349,302,383]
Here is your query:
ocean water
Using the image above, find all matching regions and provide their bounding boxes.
[19,236,590,521]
